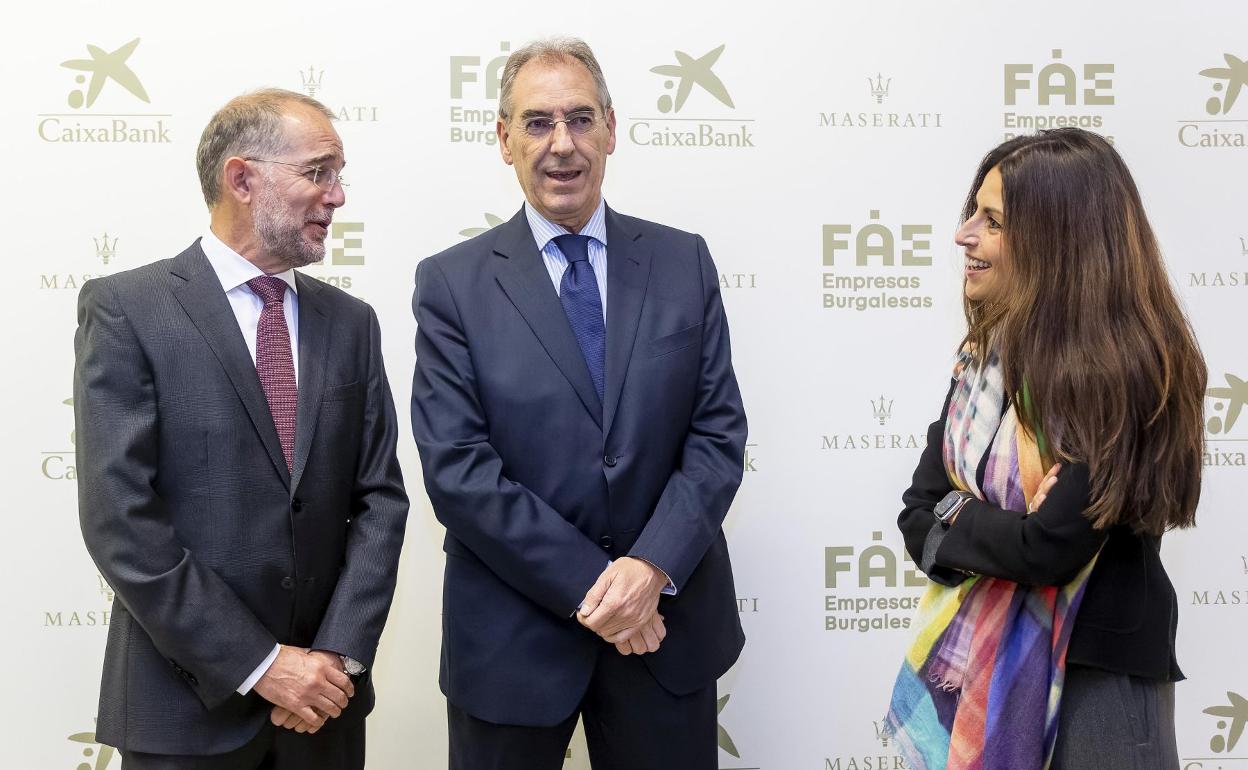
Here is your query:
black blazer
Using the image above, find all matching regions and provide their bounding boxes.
[898,381,1182,682]
[75,242,409,754]
[411,206,747,726]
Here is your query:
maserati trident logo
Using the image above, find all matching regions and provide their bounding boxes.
[94,232,118,265]
[868,73,891,104]
[871,395,894,425]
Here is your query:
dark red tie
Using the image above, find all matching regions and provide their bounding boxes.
[247,276,297,472]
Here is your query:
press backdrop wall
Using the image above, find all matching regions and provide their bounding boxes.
[5,1,1247,768]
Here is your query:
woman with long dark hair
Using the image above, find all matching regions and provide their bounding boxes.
[885,128,1206,770]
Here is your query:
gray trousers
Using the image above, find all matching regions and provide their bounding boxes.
[1051,665,1178,770]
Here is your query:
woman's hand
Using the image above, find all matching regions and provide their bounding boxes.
[1028,463,1062,513]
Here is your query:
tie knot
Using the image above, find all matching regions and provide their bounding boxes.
[247,276,288,306]
[553,234,592,264]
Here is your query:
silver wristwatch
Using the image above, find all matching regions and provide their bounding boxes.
[340,655,365,676]
[934,491,975,524]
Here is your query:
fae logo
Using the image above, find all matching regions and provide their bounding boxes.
[38,38,171,145]
[1177,53,1248,150]
[1002,49,1114,142]
[824,531,926,634]
[628,45,756,149]
[821,211,935,312]
[301,222,365,293]
[448,41,510,146]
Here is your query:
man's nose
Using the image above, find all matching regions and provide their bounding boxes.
[549,121,575,155]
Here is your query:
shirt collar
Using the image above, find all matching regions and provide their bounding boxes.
[524,198,608,254]
[201,228,299,295]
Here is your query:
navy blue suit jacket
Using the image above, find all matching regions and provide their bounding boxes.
[411,206,747,726]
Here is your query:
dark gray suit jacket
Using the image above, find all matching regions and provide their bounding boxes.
[74,241,408,755]
[412,207,747,726]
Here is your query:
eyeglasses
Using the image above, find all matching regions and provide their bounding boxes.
[245,158,349,190]
[517,111,600,139]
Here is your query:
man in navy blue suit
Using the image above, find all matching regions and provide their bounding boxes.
[411,37,747,770]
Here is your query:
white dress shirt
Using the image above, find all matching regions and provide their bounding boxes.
[525,199,608,320]
[521,201,677,598]
[200,229,296,695]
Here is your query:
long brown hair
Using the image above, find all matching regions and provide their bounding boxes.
[961,128,1205,535]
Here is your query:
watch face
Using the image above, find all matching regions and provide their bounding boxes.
[935,493,957,516]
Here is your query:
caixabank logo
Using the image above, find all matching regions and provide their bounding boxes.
[717,692,762,770]
[821,211,936,312]
[40,397,76,481]
[627,44,756,149]
[1003,49,1115,143]
[1178,52,1248,150]
[1181,690,1248,769]
[37,38,172,145]
[68,723,117,770]
[1205,371,1247,469]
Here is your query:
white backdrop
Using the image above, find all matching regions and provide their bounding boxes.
[5,1,1247,768]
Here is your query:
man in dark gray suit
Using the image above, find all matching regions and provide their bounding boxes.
[75,88,408,770]
[412,38,747,769]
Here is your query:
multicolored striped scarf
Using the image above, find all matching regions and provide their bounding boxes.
[884,349,1098,770]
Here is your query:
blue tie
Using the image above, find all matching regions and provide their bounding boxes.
[554,234,605,403]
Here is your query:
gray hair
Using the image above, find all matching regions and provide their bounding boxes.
[498,37,612,119]
[196,88,335,207]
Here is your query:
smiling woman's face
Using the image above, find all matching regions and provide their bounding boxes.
[955,165,1008,303]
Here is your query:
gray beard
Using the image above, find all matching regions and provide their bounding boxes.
[252,184,325,270]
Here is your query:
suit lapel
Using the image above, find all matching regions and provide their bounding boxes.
[291,273,330,492]
[602,208,651,438]
[170,242,290,489]
[493,208,603,429]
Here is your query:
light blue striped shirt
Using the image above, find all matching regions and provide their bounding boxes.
[524,199,608,321]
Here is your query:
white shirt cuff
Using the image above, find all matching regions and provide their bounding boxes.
[237,643,281,695]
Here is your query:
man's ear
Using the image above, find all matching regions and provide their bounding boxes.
[222,157,254,204]
[497,119,514,166]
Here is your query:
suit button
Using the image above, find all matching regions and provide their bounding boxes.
[599,535,613,549]
[603,455,617,467]
[291,498,303,512]
[281,576,296,590]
